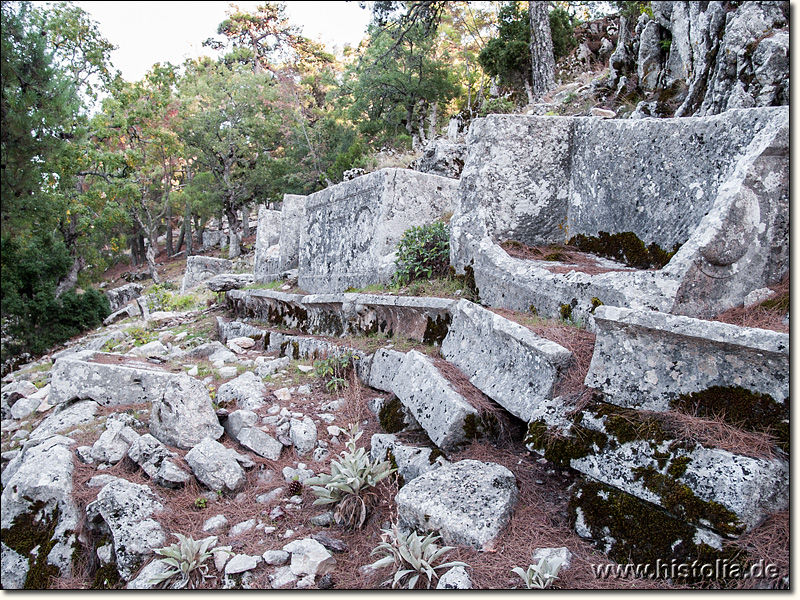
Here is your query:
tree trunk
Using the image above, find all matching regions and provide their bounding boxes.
[165,203,174,257]
[175,220,185,254]
[194,215,204,248]
[54,256,86,299]
[524,78,535,104]
[185,209,194,257]
[144,236,160,284]
[529,1,556,98]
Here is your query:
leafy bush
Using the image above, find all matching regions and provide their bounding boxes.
[512,555,565,589]
[306,423,394,528]
[549,7,578,61]
[313,352,356,392]
[478,97,516,117]
[148,283,199,312]
[369,525,467,589]
[393,222,450,286]
[149,534,217,589]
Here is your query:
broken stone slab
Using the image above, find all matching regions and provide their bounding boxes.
[149,374,224,450]
[106,283,144,313]
[370,433,448,485]
[91,415,141,464]
[206,273,254,292]
[525,400,788,535]
[367,348,406,393]
[569,478,728,571]
[390,350,478,452]
[103,303,141,326]
[277,195,307,273]
[85,478,166,581]
[216,371,267,411]
[225,554,262,575]
[176,341,238,363]
[282,538,336,577]
[395,460,518,550]
[1,543,28,589]
[253,205,283,284]
[224,410,259,439]
[298,168,457,293]
[237,427,283,461]
[181,256,233,294]
[185,438,248,494]
[29,400,99,441]
[0,435,80,585]
[216,318,271,348]
[584,305,789,412]
[127,434,191,489]
[290,417,318,456]
[441,300,572,422]
[49,351,181,407]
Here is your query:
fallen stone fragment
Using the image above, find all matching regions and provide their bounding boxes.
[185,438,248,494]
[150,374,223,449]
[283,538,336,577]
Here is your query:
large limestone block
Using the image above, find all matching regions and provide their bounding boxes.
[390,350,478,452]
[149,374,224,449]
[86,479,165,581]
[216,371,267,411]
[585,305,789,411]
[49,352,182,407]
[368,348,406,393]
[526,400,788,536]
[279,194,308,272]
[253,205,282,283]
[441,300,572,421]
[396,460,518,550]
[1,436,80,584]
[106,283,144,312]
[298,168,457,293]
[181,256,233,294]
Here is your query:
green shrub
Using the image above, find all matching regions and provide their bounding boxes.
[393,222,450,286]
[549,7,578,61]
[314,352,356,392]
[478,97,516,117]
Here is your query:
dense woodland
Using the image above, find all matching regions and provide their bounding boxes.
[1,1,629,365]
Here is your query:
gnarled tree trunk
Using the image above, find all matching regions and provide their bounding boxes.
[529,1,556,99]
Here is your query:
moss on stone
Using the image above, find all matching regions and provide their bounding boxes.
[526,418,608,467]
[422,314,451,346]
[590,297,604,313]
[671,386,789,453]
[632,466,744,536]
[378,397,408,434]
[91,562,121,590]
[569,231,680,269]
[666,455,692,478]
[568,480,743,583]
[462,264,480,304]
[1,501,63,589]
[594,403,668,446]
[559,303,573,322]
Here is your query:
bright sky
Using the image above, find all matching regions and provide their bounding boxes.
[66,1,373,82]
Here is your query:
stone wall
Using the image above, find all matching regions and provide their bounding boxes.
[298,168,457,293]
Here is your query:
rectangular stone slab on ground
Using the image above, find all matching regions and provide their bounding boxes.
[441,299,572,422]
[584,305,789,411]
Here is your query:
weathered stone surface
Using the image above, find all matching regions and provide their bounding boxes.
[125,559,172,589]
[85,478,166,581]
[290,417,317,456]
[226,289,455,345]
[410,139,467,180]
[254,205,283,283]
[216,319,270,348]
[585,306,789,411]
[526,400,788,535]
[128,340,169,357]
[276,194,308,273]
[370,433,448,484]
[1,380,38,419]
[224,409,258,439]
[225,554,261,575]
[437,566,472,589]
[282,538,335,577]
[1,543,28,589]
[237,427,283,461]
[49,352,180,407]
[396,460,518,550]
[91,415,141,464]
[532,546,573,571]
[127,434,190,489]
[106,283,144,313]
[451,107,788,322]
[185,438,247,493]
[367,348,406,393]
[1,436,79,584]
[29,400,98,441]
[391,350,478,451]
[181,256,233,294]
[149,374,223,449]
[298,168,457,293]
[441,300,572,421]
[206,273,254,292]
[216,371,267,411]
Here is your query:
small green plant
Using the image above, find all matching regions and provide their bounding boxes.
[511,555,565,589]
[314,352,356,392]
[124,326,157,347]
[193,497,208,510]
[149,533,217,589]
[393,222,450,286]
[368,524,467,589]
[306,423,394,528]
